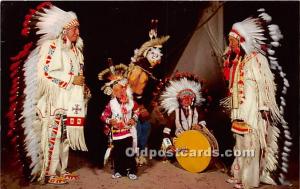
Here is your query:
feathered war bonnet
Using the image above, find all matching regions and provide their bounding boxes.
[98,58,129,96]
[229,9,283,56]
[229,8,289,113]
[21,2,80,45]
[158,72,205,115]
[229,8,289,115]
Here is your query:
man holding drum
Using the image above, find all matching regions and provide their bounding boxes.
[157,72,218,172]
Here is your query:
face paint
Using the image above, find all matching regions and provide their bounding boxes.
[146,47,163,67]
[177,89,196,108]
[113,84,128,103]
[180,96,193,107]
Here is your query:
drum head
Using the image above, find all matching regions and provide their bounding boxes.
[174,130,211,173]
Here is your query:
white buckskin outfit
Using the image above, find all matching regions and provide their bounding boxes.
[9,2,88,183]
[37,33,87,180]
[222,9,292,188]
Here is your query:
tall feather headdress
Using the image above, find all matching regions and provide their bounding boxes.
[159,72,205,115]
[22,2,80,45]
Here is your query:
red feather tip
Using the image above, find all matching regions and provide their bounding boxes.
[21,28,29,37]
[29,9,36,14]
[9,95,17,103]
[11,77,19,84]
[6,111,15,118]
[261,44,268,52]
[8,122,16,129]
[9,69,19,79]
[10,42,33,61]
[9,61,21,71]
[22,19,29,28]
[11,84,19,93]
[9,103,17,110]
[36,2,52,10]
[10,88,19,95]
[7,130,15,138]
[11,137,17,144]
[24,14,31,20]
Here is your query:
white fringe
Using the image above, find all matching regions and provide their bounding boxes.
[220,96,232,112]
[66,127,88,151]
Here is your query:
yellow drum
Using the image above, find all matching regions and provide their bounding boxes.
[174,128,218,173]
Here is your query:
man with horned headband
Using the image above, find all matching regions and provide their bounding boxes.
[99,62,139,180]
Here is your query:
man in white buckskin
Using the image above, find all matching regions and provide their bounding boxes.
[222,9,292,189]
[19,2,89,184]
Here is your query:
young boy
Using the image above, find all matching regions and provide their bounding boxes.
[101,78,139,180]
